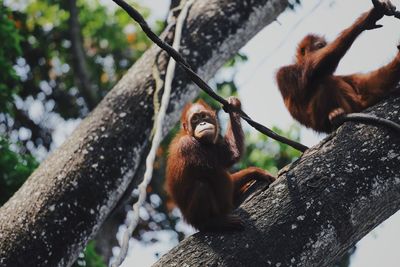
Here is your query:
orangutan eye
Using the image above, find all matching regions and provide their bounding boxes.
[315,42,325,49]
[191,114,199,124]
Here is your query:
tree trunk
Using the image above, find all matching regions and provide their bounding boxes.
[0,0,289,266]
[67,0,99,110]
[154,94,400,267]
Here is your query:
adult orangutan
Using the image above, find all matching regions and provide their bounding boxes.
[276,0,400,133]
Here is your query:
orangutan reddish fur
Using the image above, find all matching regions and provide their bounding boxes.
[166,98,275,231]
[276,3,400,133]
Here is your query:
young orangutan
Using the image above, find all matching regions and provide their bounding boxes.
[166,97,275,231]
[276,0,400,133]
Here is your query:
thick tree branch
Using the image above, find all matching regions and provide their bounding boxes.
[155,94,400,267]
[0,0,289,266]
[67,0,99,110]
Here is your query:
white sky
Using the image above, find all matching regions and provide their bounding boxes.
[117,0,400,266]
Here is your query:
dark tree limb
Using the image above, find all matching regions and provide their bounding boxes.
[67,0,99,110]
[93,205,126,263]
[154,94,400,267]
[0,0,289,266]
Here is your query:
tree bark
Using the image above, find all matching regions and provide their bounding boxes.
[154,94,400,267]
[0,0,289,266]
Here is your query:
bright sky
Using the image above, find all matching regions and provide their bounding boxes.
[117,0,400,266]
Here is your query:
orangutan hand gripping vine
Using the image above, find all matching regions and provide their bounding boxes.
[166,97,275,232]
[276,0,400,133]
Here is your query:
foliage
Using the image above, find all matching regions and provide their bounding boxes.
[224,53,248,68]
[7,0,155,119]
[0,3,22,114]
[239,126,301,174]
[73,241,107,267]
[0,136,38,206]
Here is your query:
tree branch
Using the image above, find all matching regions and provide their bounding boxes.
[0,0,289,266]
[67,0,99,110]
[155,94,400,267]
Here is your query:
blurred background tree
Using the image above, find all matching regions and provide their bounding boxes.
[0,1,301,266]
